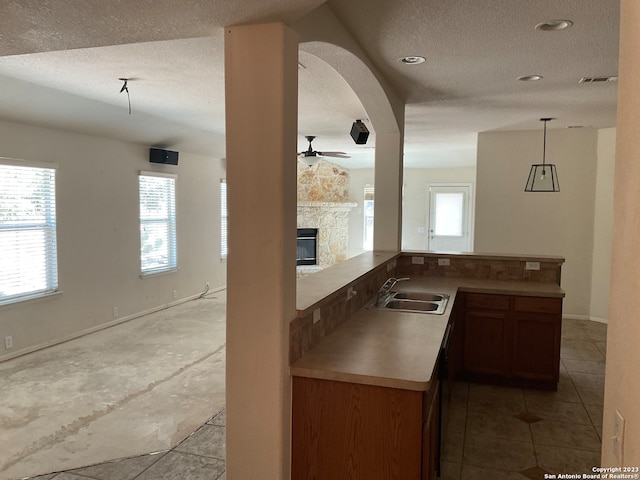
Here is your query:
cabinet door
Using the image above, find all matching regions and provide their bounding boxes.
[463,310,510,376]
[292,377,423,480]
[512,312,561,383]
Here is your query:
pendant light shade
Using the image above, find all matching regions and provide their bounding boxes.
[525,118,560,192]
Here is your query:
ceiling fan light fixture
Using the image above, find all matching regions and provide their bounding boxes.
[535,19,574,31]
[299,156,321,168]
[399,56,426,65]
[525,118,560,192]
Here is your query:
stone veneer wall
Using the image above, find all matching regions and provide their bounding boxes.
[297,160,350,202]
[297,160,356,270]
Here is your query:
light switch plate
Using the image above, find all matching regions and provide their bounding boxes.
[525,261,541,271]
[313,309,321,324]
[412,256,425,265]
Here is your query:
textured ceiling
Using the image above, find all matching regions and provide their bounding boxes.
[0,0,620,168]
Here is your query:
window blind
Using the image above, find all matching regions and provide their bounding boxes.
[139,172,177,275]
[0,162,58,303]
[220,179,227,260]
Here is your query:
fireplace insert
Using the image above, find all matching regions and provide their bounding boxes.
[296,228,318,266]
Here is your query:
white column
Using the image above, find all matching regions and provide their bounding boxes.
[224,22,298,479]
[602,0,640,466]
[374,129,405,251]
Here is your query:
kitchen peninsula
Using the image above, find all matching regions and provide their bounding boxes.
[290,251,565,480]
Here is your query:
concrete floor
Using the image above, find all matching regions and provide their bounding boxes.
[0,293,227,480]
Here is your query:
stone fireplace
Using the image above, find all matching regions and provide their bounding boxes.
[297,159,357,276]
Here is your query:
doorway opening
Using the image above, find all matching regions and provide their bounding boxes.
[427,184,473,252]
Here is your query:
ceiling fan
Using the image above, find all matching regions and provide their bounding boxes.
[298,135,350,167]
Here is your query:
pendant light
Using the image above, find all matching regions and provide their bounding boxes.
[525,118,560,192]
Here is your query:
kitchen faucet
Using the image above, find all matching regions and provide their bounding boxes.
[375,277,410,305]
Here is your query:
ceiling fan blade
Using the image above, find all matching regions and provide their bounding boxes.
[321,152,351,158]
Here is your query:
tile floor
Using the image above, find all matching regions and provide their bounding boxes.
[440,317,606,480]
[26,410,227,480]
[22,317,605,480]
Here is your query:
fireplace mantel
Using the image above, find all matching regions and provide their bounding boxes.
[297,201,357,209]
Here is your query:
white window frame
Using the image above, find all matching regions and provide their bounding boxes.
[363,185,374,251]
[220,179,227,260]
[0,158,59,305]
[139,171,177,276]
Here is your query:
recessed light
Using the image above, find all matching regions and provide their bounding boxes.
[399,56,426,65]
[535,19,574,31]
[517,75,543,81]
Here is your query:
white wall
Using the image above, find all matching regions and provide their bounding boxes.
[0,119,226,361]
[475,128,599,317]
[347,166,477,256]
[590,128,616,322]
[347,168,373,258]
[401,167,476,251]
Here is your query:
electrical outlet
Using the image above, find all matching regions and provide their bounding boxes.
[613,409,625,462]
[412,256,425,265]
[438,258,450,266]
[525,261,541,271]
[5,335,13,350]
[173,290,178,300]
[387,261,393,272]
[313,308,321,324]
[113,306,119,318]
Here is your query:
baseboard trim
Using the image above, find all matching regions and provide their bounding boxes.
[563,314,608,324]
[0,287,227,364]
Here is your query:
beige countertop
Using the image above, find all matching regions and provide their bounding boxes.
[290,276,564,392]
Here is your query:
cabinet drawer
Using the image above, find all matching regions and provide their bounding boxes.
[513,296,562,314]
[466,293,510,311]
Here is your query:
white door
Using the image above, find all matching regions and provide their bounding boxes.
[427,185,473,252]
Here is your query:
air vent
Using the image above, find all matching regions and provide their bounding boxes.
[579,76,618,84]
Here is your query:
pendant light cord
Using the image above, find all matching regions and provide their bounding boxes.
[542,119,547,167]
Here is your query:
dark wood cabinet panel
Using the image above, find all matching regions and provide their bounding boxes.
[463,310,510,376]
[461,293,562,389]
[466,293,510,311]
[512,312,561,382]
[421,381,440,480]
[292,376,428,480]
[513,296,562,314]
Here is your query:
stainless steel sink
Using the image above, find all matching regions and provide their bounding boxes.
[369,292,449,315]
[391,292,445,302]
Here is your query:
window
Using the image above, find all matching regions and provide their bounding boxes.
[363,185,374,250]
[220,179,227,260]
[139,172,177,275]
[0,161,58,304]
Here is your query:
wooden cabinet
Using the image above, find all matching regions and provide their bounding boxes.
[422,378,440,480]
[292,374,440,480]
[462,292,562,389]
